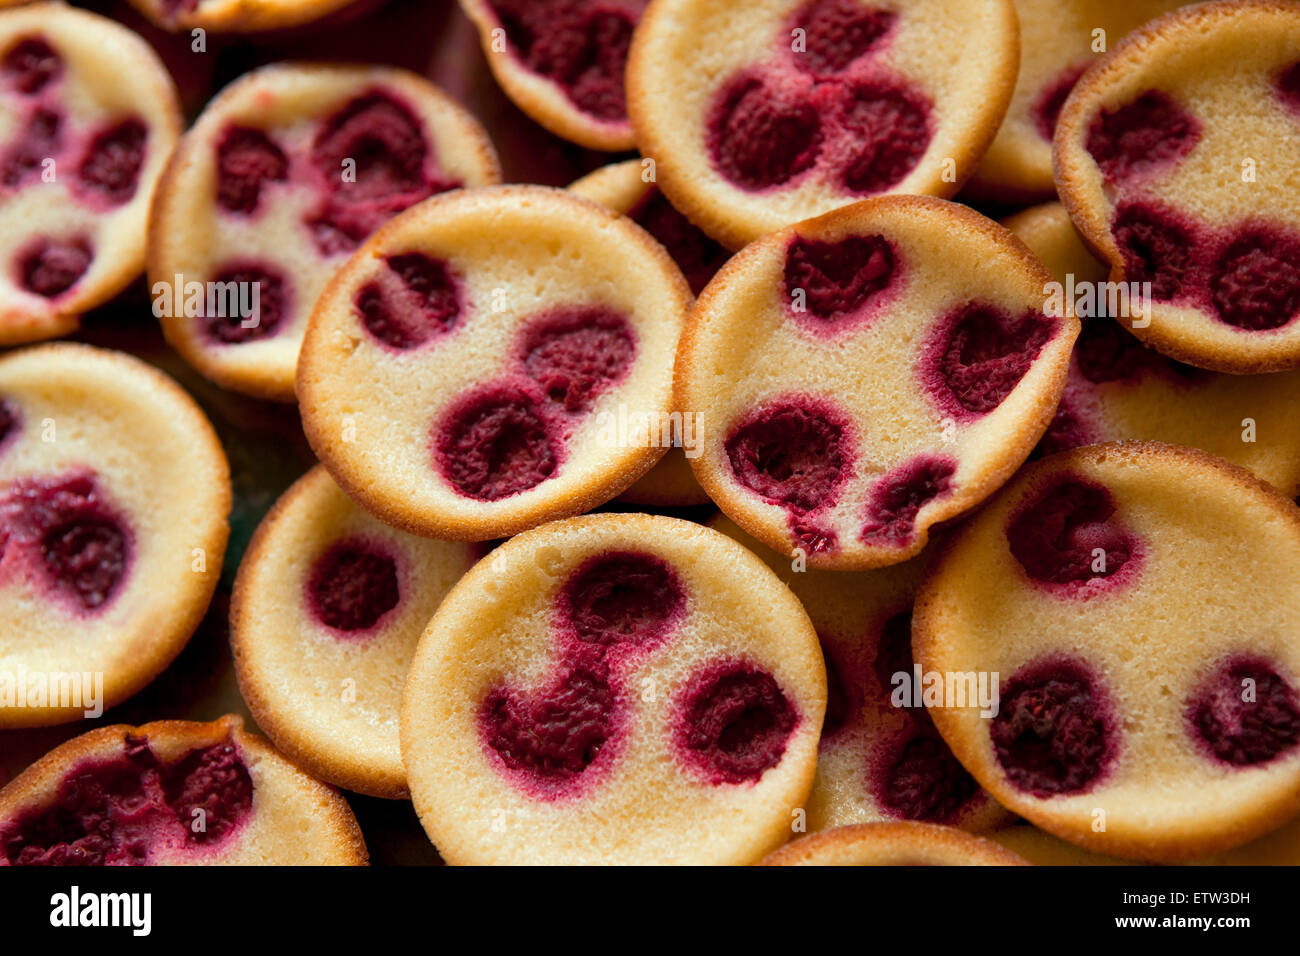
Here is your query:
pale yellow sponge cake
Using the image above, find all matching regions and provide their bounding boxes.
[0,3,180,345]
[1005,202,1300,496]
[400,513,825,865]
[628,0,1019,247]
[1054,0,1300,373]
[231,465,478,799]
[676,195,1076,570]
[298,185,691,541]
[710,513,1012,833]
[915,441,1300,861]
[126,0,366,34]
[149,63,501,401]
[0,344,230,728]
[759,821,1029,865]
[0,716,368,865]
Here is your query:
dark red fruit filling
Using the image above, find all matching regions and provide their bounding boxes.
[991,660,1112,796]
[2,37,62,95]
[1209,229,1300,332]
[1188,658,1300,766]
[306,541,400,633]
[308,92,450,253]
[709,75,822,190]
[783,233,894,322]
[355,254,461,350]
[519,307,636,413]
[820,639,853,737]
[1007,474,1133,587]
[1278,62,1300,114]
[838,82,931,194]
[872,610,915,698]
[437,387,559,500]
[2,108,62,187]
[203,264,286,344]
[861,456,955,546]
[16,237,90,299]
[1032,63,1088,141]
[489,0,642,120]
[791,0,894,75]
[677,661,797,784]
[561,551,683,647]
[1112,203,1191,302]
[924,303,1055,417]
[481,657,616,786]
[1085,90,1199,182]
[215,125,288,214]
[0,735,252,866]
[883,726,978,822]
[627,187,729,296]
[76,119,146,206]
[1,473,130,610]
[725,402,847,513]
[789,516,839,555]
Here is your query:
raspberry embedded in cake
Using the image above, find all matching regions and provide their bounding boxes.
[1210,228,1300,332]
[1111,202,1193,303]
[724,400,850,515]
[2,36,61,95]
[783,233,896,326]
[0,471,132,613]
[215,125,288,215]
[15,237,91,300]
[921,302,1058,419]
[708,73,824,192]
[355,254,463,351]
[203,264,288,345]
[480,654,621,798]
[518,306,637,413]
[1006,472,1138,592]
[790,0,895,76]
[1032,63,1089,142]
[861,456,956,547]
[74,118,147,208]
[990,659,1114,797]
[626,186,730,296]
[560,550,684,648]
[1084,90,1199,184]
[306,539,401,634]
[435,384,561,502]
[673,660,799,785]
[1188,657,1300,767]
[836,81,932,195]
[881,724,980,823]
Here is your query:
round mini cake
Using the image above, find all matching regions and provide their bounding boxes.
[1054,0,1300,373]
[400,513,825,865]
[126,0,365,34]
[570,159,728,507]
[0,716,368,865]
[459,0,647,151]
[0,3,181,346]
[914,441,1300,861]
[149,63,501,401]
[231,465,479,799]
[759,822,1029,865]
[298,185,691,541]
[1005,203,1300,494]
[677,195,1076,570]
[965,0,1184,202]
[710,515,1012,833]
[0,344,230,728]
[627,0,1019,248]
